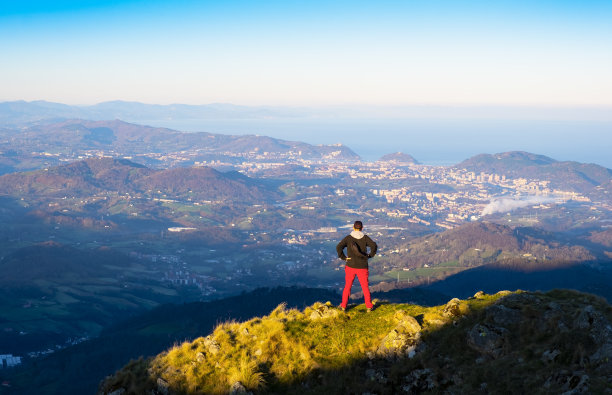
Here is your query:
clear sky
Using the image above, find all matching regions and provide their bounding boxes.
[1,0,611,108]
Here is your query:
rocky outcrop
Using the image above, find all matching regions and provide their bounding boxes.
[376,310,422,359]
[308,302,340,320]
[466,323,509,358]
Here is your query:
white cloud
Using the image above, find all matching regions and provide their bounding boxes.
[482,196,557,216]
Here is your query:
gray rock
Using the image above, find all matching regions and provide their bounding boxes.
[466,324,509,358]
[309,304,340,320]
[229,381,252,395]
[541,349,561,363]
[443,298,464,318]
[365,368,388,384]
[196,352,205,362]
[502,293,541,308]
[393,310,422,333]
[107,389,125,395]
[377,328,420,359]
[203,336,220,355]
[486,304,521,326]
[402,368,436,392]
[561,372,589,395]
[575,305,612,371]
[156,378,169,395]
[545,371,590,394]
[377,313,422,359]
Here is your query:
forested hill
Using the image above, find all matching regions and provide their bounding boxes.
[0,157,278,202]
[455,151,612,192]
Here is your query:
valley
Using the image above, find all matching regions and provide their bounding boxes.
[0,119,610,394]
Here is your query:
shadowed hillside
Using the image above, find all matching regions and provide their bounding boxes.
[0,157,278,202]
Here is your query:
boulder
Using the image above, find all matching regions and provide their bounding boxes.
[393,310,422,333]
[156,378,169,395]
[228,381,252,395]
[309,304,340,320]
[203,336,220,355]
[466,324,509,359]
[442,298,463,318]
[377,312,422,359]
[501,293,541,308]
[485,304,521,326]
[377,328,420,359]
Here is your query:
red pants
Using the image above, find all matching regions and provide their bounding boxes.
[341,266,373,309]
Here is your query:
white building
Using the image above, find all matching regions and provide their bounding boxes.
[0,354,22,368]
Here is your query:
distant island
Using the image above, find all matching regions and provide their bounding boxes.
[378,152,420,164]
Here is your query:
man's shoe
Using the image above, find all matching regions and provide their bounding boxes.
[339,306,346,312]
[366,307,372,313]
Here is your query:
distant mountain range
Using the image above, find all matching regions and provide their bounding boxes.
[0,100,310,127]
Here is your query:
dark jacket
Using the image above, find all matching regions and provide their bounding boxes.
[336,230,378,269]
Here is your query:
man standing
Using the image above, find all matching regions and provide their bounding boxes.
[336,221,378,312]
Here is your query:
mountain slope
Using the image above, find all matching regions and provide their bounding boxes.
[0,157,277,202]
[0,119,360,165]
[98,290,612,394]
[372,222,597,292]
[455,151,612,192]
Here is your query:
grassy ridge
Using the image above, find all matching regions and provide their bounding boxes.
[100,289,612,394]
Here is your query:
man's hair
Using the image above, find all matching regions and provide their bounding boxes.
[353,221,363,230]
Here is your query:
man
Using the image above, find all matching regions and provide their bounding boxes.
[336,220,378,312]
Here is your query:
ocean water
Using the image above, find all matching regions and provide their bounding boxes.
[134,117,612,168]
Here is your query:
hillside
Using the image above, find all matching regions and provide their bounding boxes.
[98,290,612,394]
[0,119,360,174]
[1,287,341,395]
[371,222,597,291]
[0,157,277,202]
[455,151,612,192]
[399,222,594,265]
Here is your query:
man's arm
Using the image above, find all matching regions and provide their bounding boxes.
[366,236,378,258]
[336,237,348,260]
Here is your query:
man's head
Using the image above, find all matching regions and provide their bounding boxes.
[353,220,363,231]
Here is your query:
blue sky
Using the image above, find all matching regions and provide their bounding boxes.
[1,0,611,107]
